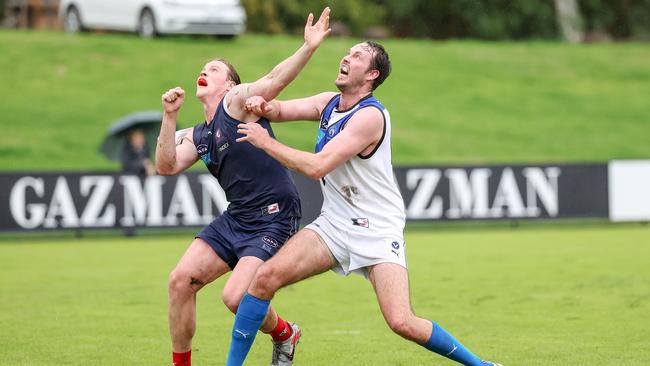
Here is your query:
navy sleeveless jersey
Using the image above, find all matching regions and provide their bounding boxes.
[193,99,301,224]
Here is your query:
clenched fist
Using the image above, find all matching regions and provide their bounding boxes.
[162,87,185,114]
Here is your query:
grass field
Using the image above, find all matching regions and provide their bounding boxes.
[1,30,649,171]
[1,29,649,366]
[1,226,649,365]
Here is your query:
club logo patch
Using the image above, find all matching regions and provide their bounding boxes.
[328,126,337,137]
[392,241,400,250]
[197,144,208,155]
[262,236,279,248]
[262,203,280,215]
[319,118,329,130]
[197,143,211,165]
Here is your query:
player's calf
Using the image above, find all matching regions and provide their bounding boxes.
[423,321,499,366]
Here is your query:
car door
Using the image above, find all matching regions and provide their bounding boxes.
[75,0,117,29]
[105,0,143,31]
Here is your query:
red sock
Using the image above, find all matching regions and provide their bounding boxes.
[172,350,191,366]
[270,316,293,342]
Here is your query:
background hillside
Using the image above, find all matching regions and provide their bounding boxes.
[1,30,649,171]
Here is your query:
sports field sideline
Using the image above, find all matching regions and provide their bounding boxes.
[1,225,648,365]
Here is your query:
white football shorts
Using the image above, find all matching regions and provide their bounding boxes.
[305,213,407,278]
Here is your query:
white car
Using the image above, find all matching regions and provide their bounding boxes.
[59,0,246,38]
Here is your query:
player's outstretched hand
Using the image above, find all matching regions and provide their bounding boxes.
[244,96,273,116]
[236,122,271,149]
[304,7,331,50]
[162,87,185,114]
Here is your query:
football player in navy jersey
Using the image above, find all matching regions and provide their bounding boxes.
[155,8,331,366]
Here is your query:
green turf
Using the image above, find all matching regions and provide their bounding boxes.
[1,30,649,172]
[1,226,649,365]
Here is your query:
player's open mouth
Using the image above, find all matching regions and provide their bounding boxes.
[339,64,349,76]
[198,77,208,87]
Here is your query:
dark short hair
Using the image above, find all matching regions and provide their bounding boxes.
[215,58,241,85]
[365,41,391,90]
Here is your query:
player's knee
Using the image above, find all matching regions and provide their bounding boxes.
[168,269,201,297]
[386,313,415,339]
[251,265,281,297]
[221,289,242,314]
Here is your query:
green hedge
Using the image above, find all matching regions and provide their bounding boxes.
[382,0,558,40]
[242,0,650,40]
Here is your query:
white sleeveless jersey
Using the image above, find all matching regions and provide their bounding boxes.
[315,94,405,236]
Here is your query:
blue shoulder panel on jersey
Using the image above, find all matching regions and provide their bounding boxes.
[315,94,384,153]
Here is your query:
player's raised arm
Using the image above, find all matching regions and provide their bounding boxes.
[226,8,330,118]
[243,92,337,122]
[236,106,383,179]
[156,87,199,176]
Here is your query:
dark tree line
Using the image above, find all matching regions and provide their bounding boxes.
[1,0,647,40]
[242,0,650,40]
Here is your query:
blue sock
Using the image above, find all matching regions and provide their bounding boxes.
[423,321,487,366]
[225,293,270,366]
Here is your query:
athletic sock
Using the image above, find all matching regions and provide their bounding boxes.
[172,350,191,366]
[270,316,293,342]
[226,292,270,366]
[423,321,485,366]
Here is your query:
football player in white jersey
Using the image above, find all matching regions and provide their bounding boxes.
[225,41,502,366]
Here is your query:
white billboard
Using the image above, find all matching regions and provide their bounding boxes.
[609,160,650,222]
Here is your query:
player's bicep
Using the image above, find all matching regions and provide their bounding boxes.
[172,138,199,174]
[247,75,277,102]
[275,92,337,122]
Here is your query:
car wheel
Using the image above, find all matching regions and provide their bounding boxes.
[138,9,157,38]
[63,6,83,34]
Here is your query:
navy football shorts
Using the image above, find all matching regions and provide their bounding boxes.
[196,211,300,269]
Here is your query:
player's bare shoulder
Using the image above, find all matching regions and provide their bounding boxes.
[314,92,338,116]
[343,106,385,155]
[227,83,262,122]
[175,127,195,146]
[225,84,250,109]
[349,106,384,133]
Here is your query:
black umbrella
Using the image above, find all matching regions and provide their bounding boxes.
[99,111,162,161]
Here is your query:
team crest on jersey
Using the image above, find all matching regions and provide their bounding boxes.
[328,126,337,137]
[197,144,211,164]
[319,117,329,130]
[351,218,369,228]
